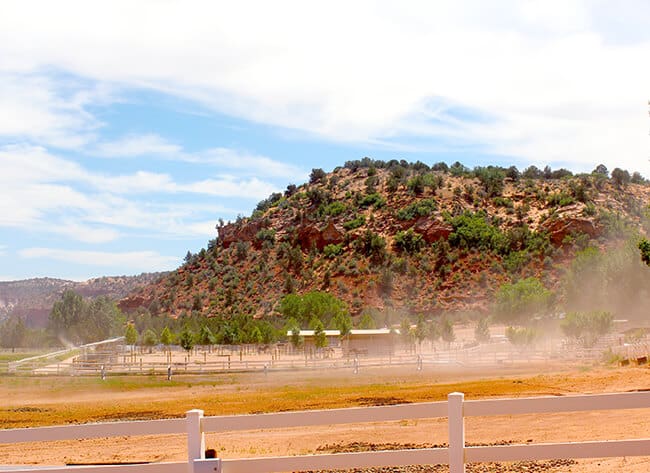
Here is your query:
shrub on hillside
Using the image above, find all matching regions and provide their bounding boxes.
[396,198,438,220]
[393,228,424,254]
[447,211,508,254]
[343,215,366,230]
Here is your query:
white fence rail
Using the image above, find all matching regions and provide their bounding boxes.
[2,391,650,473]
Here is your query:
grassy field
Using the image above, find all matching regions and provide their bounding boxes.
[2,364,649,429]
[0,352,44,363]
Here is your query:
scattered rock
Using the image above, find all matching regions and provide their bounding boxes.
[306,442,575,473]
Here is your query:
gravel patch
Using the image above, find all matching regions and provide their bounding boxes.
[299,441,576,473]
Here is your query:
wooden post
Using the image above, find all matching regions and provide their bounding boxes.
[448,392,465,473]
[186,409,205,473]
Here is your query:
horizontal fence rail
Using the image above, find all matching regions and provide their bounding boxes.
[2,391,650,473]
[465,439,650,463]
[0,463,186,472]
[0,418,186,444]
[463,391,650,416]
[195,449,450,473]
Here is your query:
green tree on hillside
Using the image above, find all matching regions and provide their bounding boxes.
[414,314,427,348]
[354,230,387,264]
[393,228,424,254]
[286,317,303,349]
[49,290,86,342]
[279,291,348,327]
[179,327,195,353]
[426,320,441,344]
[399,317,413,347]
[198,325,216,346]
[82,296,123,343]
[309,168,327,184]
[142,329,158,353]
[332,311,352,339]
[474,166,505,197]
[0,317,27,350]
[474,318,490,343]
[358,312,376,329]
[639,238,650,266]
[505,326,538,347]
[124,323,138,346]
[248,325,264,344]
[494,277,552,323]
[567,241,650,317]
[611,168,631,187]
[160,326,174,347]
[49,291,123,344]
[312,319,328,350]
[448,211,508,254]
[440,318,455,345]
[560,310,613,347]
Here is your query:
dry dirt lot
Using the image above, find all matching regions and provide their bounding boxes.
[1,363,649,472]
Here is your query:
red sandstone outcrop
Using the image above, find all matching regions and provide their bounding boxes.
[542,217,600,245]
[217,220,265,248]
[298,221,345,251]
[413,218,453,243]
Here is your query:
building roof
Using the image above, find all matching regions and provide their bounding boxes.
[350,329,395,335]
[287,328,399,337]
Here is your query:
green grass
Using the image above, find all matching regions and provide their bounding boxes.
[0,352,44,363]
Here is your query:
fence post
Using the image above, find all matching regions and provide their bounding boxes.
[186,409,205,473]
[448,392,465,473]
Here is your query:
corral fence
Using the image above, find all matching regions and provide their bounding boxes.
[4,340,624,377]
[6,338,124,375]
[2,391,650,473]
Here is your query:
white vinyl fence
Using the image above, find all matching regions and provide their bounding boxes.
[2,391,650,473]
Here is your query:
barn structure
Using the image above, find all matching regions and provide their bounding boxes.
[288,329,398,356]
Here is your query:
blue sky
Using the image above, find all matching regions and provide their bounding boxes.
[1,0,650,281]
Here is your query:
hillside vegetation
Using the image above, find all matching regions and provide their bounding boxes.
[113,159,650,345]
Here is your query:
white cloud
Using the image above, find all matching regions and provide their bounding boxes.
[93,134,182,158]
[0,145,273,243]
[19,248,179,272]
[92,135,308,180]
[52,222,121,244]
[90,171,177,194]
[1,1,649,176]
[188,148,309,180]
[0,245,6,256]
[186,220,221,238]
[0,73,106,148]
[181,177,278,199]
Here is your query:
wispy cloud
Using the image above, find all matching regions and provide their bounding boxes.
[0,72,109,148]
[52,222,121,244]
[93,133,182,157]
[181,177,278,198]
[92,134,307,180]
[0,144,277,243]
[187,148,308,180]
[19,247,179,272]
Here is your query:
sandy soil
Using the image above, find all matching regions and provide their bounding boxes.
[1,365,650,472]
